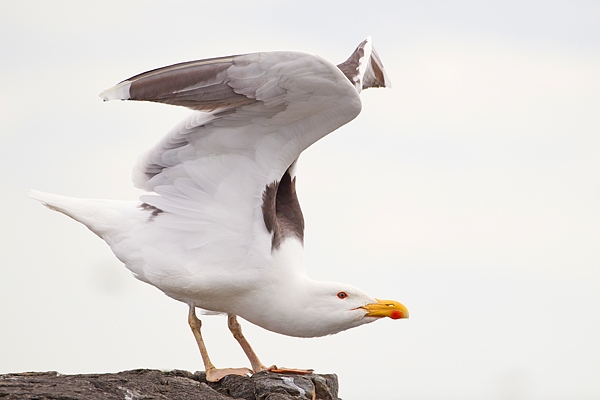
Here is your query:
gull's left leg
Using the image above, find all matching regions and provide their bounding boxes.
[188,306,252,382]
[227,314,314,375]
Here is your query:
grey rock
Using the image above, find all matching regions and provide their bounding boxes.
[0,369,341,400]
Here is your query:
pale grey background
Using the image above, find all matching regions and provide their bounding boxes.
[1,1,599,399]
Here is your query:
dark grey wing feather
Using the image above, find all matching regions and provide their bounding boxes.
[261,164,304,250]
[99,55,255,111]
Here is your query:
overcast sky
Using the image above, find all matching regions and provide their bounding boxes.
[1,1,599,399]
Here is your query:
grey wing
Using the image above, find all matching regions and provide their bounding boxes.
[100,50,363,276]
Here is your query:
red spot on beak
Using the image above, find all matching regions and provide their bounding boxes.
[390,310,403,320]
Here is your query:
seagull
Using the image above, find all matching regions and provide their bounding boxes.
[29,37,408,382]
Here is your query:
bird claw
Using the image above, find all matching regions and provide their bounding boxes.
[205,367,253,382]
[267,365,314,375]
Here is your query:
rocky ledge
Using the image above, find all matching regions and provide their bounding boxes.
[0,369,340,400]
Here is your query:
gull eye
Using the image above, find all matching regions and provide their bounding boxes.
[337,291,348,299]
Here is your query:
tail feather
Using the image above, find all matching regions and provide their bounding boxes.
[28,189,88,222]
[27,189,139,238]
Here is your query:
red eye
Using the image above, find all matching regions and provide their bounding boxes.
[337,291,348,299]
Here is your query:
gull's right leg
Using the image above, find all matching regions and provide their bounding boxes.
[187,305,252,382]
[227,314,314,376]
[227,314,268,373]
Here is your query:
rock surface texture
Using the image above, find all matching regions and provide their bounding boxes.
[0,369,341,400]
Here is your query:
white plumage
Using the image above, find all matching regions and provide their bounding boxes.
[29,37,407,381]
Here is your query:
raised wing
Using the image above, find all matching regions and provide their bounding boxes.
[99,39,388,282]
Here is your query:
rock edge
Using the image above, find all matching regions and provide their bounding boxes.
[0,368,341,400]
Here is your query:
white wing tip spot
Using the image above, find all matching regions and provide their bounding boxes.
[99,81,132,101]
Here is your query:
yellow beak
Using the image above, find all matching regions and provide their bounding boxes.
[360,299,409,320]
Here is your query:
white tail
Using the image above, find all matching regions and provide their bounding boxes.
[28,189,140,238]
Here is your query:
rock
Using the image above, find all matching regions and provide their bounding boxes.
[0,369,341,400]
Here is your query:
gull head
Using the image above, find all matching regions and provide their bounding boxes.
[242,279,408,338]
[304,281,409,335]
